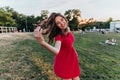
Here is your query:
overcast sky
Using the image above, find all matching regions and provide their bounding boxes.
[0,0,120,21]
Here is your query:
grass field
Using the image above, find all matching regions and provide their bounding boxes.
[0,32,120,80]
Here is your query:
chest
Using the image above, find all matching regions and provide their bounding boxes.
[61,33,74,47]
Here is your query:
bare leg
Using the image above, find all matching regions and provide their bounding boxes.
[62,79,72,80]
[73,76,80,80]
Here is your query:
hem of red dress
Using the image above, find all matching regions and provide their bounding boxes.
[55,73,80,79]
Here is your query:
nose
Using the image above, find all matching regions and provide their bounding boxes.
[60,22,64,26]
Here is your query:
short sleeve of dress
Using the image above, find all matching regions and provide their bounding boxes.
[55,34,62,41]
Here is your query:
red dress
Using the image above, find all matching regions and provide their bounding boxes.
[54,32,80,79]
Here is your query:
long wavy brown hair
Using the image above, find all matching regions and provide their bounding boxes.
[36,13,70,44]
[46,13,70,44]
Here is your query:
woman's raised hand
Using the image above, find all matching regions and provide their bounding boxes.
[34,26,45,44]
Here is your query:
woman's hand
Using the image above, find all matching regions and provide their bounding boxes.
[34,26,45,44]
[34,26,60,55]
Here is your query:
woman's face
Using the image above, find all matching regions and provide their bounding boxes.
[55,16,67,31]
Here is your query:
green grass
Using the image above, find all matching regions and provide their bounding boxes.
[0,32,120,80]
[74,32,120,80]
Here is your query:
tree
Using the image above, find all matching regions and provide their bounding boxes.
[94,17,113,29]
[0,7,15,26]
[64,9,81,30]
[64,10,73,21]
[35,10,49,24]
[40,10,49,20]
[27,15,36,32]
[105,17,113,28]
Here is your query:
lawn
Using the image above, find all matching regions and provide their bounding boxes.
[0,32,120,80]
[74,32,120,80]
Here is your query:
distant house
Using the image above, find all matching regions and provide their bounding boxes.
[110,21,120,32]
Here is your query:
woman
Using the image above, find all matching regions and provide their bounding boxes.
[34,13,80,80]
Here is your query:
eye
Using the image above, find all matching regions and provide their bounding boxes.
[61,18,64,21]
[56,22,60,25]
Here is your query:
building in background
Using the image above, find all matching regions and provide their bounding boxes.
[110,21,120,32]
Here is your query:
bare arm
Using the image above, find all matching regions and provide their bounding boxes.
[34,27,61,55]
[39,40,61,55]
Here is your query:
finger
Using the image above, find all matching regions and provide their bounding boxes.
[34,26,41,32]
[34,28,43,37]
[36,26,41,30]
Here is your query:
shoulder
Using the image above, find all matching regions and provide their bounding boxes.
[69,31,74,36]
[55,34,62,41]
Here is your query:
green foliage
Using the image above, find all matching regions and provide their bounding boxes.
[0,6,49,32]
[69,17,79,30]
[0,6,115,32]
[0,7,15,26]
[64,9,81,30]
[40,10,49,20]
[95,17,113,29]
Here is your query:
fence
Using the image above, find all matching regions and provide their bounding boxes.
[0,26,17,33]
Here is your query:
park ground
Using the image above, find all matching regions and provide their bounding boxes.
[0,32,120,80]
